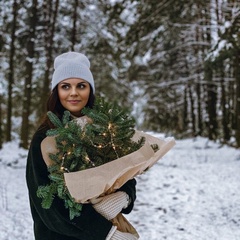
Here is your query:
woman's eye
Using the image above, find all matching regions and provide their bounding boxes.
[60,83,87,90]
[61,84,70,90]
[77,84,85,89]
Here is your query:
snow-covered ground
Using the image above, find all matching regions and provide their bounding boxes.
[0,134,240,240]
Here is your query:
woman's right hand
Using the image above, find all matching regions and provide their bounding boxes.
[110,230,138,240]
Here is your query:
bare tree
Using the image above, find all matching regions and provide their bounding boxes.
[19,0,38,149]
[71,0,78,51]
[6,0,18,142]
[39,0,59,118]
[204,62,218,140]
[234,50,240,147]
[0,94,2,149]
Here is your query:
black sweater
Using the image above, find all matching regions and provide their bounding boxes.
[26,125,137,240]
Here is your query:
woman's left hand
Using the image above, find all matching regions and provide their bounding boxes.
[91,191,130,220]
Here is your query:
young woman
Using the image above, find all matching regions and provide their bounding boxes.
[26,52,138,240]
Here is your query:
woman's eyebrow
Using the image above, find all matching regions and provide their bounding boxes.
[60,81,87,84]
[59,82,70,85]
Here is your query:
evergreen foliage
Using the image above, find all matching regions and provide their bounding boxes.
[37,97,158,219]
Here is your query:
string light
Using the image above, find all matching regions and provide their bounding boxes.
[60,152,70,172]
[84,155,95,167]
[107,122,119,158]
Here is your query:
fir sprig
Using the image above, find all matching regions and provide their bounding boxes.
[37,97,158,220]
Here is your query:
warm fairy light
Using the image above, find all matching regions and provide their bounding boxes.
[85,155,91,163]
[60,166,69,172]
[85,155,95,167]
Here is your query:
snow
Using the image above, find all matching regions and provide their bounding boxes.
[0,135,240,240]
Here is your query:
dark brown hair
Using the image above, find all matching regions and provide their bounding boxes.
[41,85,95,129]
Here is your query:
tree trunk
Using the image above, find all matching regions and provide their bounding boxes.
[205,63,218,140]
[188,85,196,136]
[6,0,18,142]
[183,87,188,133]
[229,76,235,135]
[195,4,204,136]
[71,0,78,51]
[39,0,59,118]
[196,82,202,135]
[235,50,240,147]
[0,95,2,149]
[219,61,230,142]
[19,0,38,149]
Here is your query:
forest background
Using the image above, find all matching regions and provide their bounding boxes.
[0,0,240,149]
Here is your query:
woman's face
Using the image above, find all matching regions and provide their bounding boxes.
[57,78,90,117]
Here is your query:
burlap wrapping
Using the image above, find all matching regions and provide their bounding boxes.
[41,130,175,238]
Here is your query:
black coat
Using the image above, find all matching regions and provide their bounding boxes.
[26,125,137,240]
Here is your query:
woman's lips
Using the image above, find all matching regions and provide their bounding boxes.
[68,100,80,104]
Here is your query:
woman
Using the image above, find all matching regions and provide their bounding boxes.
[26,52,138,240]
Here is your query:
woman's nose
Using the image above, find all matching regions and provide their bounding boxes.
[70,87,78,96]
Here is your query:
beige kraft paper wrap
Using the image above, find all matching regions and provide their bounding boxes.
[41,130,176,238]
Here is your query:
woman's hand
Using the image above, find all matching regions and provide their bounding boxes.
[91,191,130,221]
[110,230,138,240]
[106,226,138,240]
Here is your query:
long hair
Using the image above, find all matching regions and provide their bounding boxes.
[41,85,95,129]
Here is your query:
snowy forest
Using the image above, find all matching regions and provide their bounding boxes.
[0,0,240,149]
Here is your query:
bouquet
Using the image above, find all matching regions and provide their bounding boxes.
[37,97,175,236]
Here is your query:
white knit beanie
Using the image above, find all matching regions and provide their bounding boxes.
[51,52,95,92]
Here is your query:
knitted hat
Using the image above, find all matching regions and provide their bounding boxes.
[51,52,95,92]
